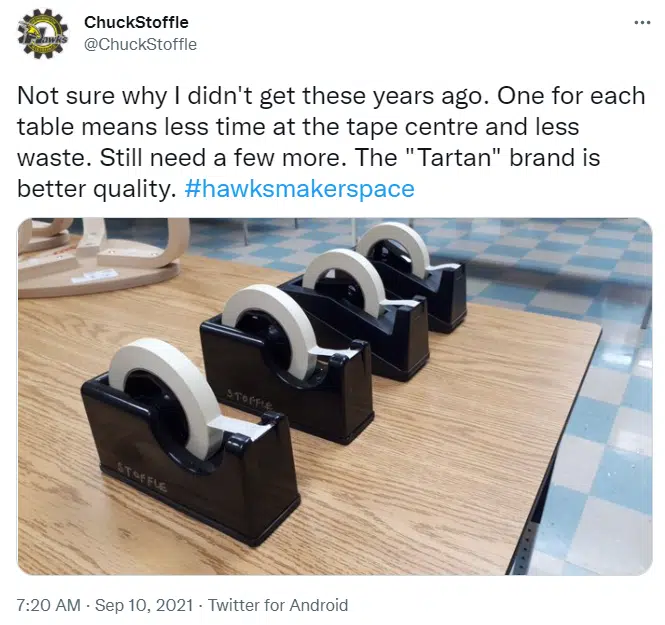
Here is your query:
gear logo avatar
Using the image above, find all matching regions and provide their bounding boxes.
[18,9,68,58]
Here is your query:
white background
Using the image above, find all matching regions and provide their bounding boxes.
[5,0,663,623]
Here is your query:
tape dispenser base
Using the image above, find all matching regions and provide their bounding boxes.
[200,315,375,444]
[368,240,467,333]
[279,276,429,382]
[81,372,300,547]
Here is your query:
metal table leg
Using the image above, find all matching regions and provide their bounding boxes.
[508,452,556,575]
[243,220,249,246]
[641,296,652,329]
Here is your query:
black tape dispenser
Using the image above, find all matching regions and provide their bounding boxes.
[279,248,430,381]
[356,222,467,333]
[81,338,300,546]
[200,284,374,444]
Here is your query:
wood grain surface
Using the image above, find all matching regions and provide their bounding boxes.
[17,256,601,575]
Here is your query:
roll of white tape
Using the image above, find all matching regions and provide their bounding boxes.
[109,338,224,461]
[222,284,319,381]
[356,221,461,277]
[302,249,387,318]
[355,222,431,279]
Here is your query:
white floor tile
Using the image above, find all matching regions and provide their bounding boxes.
[425,227,464,239]
[593,229,635,241]
[529,291,592,315]
[615,261,651,277]
[577,245,624,259]
[446,240,490,253]
[472,297,526,311]
[317,223,354,234]
[523,250,573,265]
[223,242,268,254]
[584,319,642,347]
[228,255,273,267]
[567,497,652,575]
[473,254,518,266]
[466,278,491,297]
[274,238,323,251]
[270,227,314,238]
[528,550,565,575]
[580,367,629,405]
[561,266,612,281]
[563,220,603,230]
[524,222,559,232]
[631,347,652,379]
[326,233,357,246]
[627,241,651,253]
[494,236,539,249]
[278,251,318,267]
[546,233,589,245]
[552,435,605,493]
[608,407,652,457]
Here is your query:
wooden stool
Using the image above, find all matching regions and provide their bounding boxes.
[18,218,190,298]
[22,218,74,253]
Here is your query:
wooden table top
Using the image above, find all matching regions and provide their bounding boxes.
[18,255,601,575]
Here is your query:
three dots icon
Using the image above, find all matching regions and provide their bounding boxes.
[635,21,651,24]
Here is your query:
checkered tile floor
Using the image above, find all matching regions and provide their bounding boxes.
[72,218,652,575]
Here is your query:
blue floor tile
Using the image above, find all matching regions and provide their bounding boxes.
[526,306,585,321]
[587,237,632,249]
[621,250,651,264]
[601,221,642,232]
[634,233,652,243]
[459,231,501,243]
[483,244,531,258]
[547,277,603,297]
[246,234,291,245]
[422,234,459,246]
[621,376,652,413]
[609,273,651,288]
[251,246,296,260]
[562,562,597,576]
[568,255,618,271]
[536,240,580,253]
[302,230,348,241]
[513,259,562,273]
[306,241,345,254]
[537,485,588,559]
[510,228,551,240]
[266,261,307,273]
[477,283,539,305]
[565,396,618,444]
[591,342,638,373]
[556,226,595,236]
[591,448,652,515]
